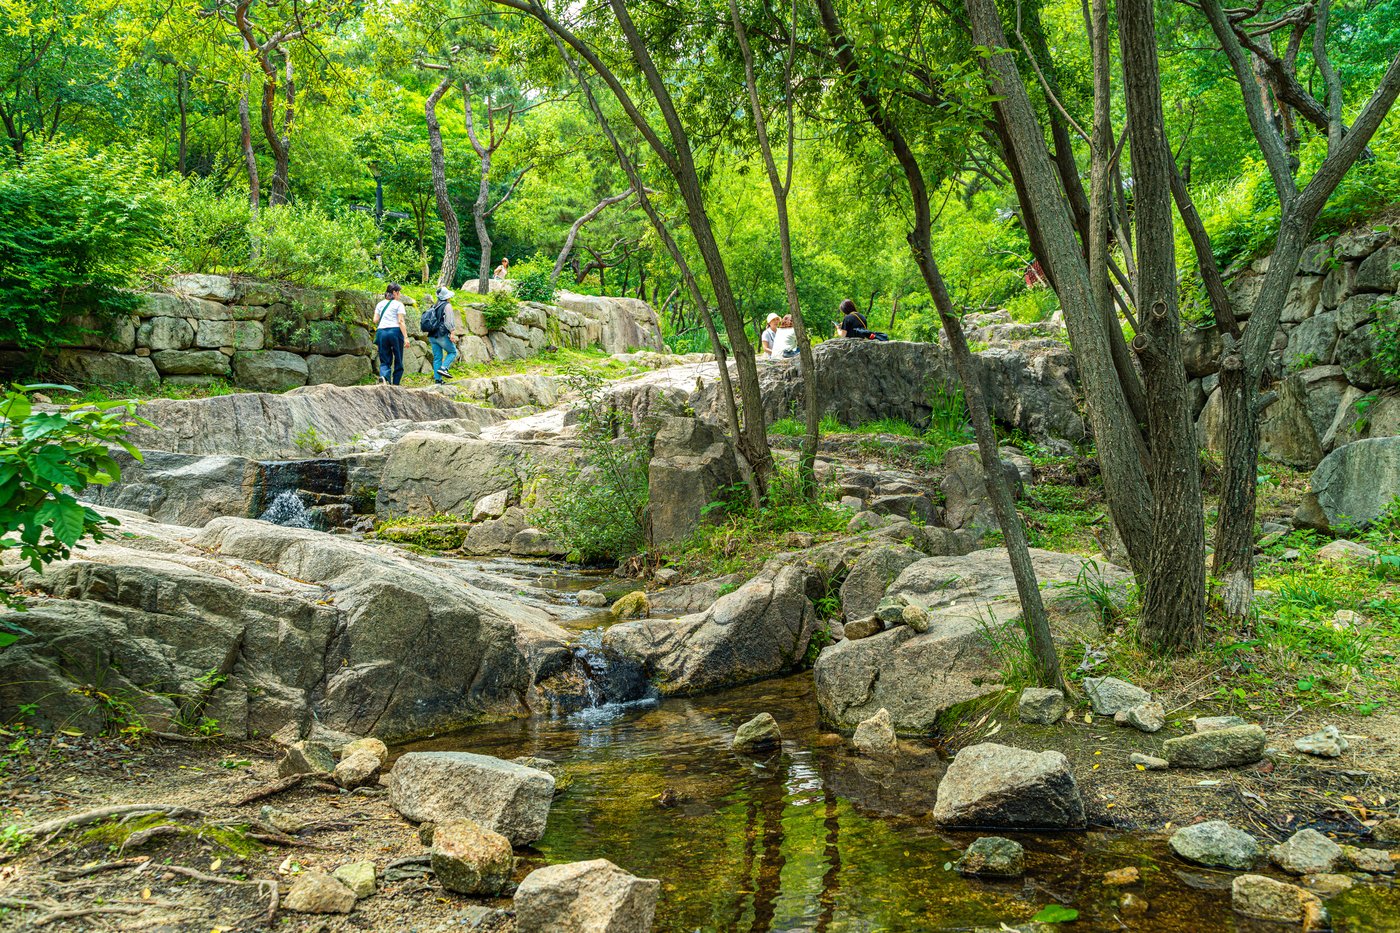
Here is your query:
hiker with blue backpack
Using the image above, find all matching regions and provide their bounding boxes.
[421,286,460,384]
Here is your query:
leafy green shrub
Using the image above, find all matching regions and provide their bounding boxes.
[159,179,252,275]
[1372,296,1400,383]
[249,204,382,287]
[1004,287,1059,323]
[481,289,520,331]
[0,384,147,615]
[514,269,558,304]
[527,371,651,564]
[0,143,165,349]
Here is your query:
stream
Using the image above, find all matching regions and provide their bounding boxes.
[403,675,1400,932]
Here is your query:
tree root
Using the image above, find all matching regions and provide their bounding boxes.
[159,864,279,923]
[227,774,305,807]
[28,804,208,844]
[0,896,148,927]
[53,857,149,880]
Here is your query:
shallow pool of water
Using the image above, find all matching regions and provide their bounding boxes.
[407,676,1399,932]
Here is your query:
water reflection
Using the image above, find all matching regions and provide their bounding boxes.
[404,676,1400,932]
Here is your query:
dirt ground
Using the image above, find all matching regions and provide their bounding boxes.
[0,737,517,932]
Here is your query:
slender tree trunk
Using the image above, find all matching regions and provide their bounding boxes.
[818,0,1062,687]
[729,0,820,490]
[966,0,1156,584]
[176,70,189,177]
[1119,0,1206,650]
[547,30,747,479]
[604,0,773,489]
[238,84,259,216]
[462,85,494,294]
[553,188,636,285]
[425,75,461,289]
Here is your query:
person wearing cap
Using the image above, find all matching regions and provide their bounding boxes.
[760,313,781,357]
[428,285,460,384]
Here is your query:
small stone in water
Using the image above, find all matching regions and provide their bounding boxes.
[611,591,650,619]
[852,708,898,759]
[732,713,782,753]
[1120,893,1149,916]
[1302,874,1354,897]
[1232,874,1327,930]
[1129,753,1168,771]
[1169,820,1260,869]
[1344,846,1396,874]
[1018,687,1066,725]
[954,836,1025,877]
[1271,829,1344,876]
[578,590,610,608]
[1103,866,1140,885]
[1294,724,1349,758]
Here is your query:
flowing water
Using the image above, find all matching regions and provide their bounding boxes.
[257,489,316,528]
[406,675,1400,932]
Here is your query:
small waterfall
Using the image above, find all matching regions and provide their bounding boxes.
[541,627,656,719]
[258,490,315,528]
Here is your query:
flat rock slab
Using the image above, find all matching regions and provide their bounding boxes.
[1164,724,1266,769]
[932,742,1086,829]
[389,751,554,845]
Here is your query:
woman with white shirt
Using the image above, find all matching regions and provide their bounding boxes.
[770,314,798,359]
[373,283,408,385]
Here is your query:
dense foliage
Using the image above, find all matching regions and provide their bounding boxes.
[0,0,1394,352]
[0,385,146,614]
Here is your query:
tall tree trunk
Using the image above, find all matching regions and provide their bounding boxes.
[238,84,259,217]
[425,75,461,289]
[462,85,494,295]
[729,0,820,490]
[817,0,1062,688]
[604,0,773,489]
[1119,0,1206,650]
[176,70,189,177]
[548,30,748,479]
[965,0,1156,585]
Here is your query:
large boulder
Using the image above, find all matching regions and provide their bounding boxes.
[940,445,1023,533]
[757,339,1083,443]
[389,752,554,845]
[231,349,308,391]
[1311,437,1400,529]
[377,433,561,519]
[552,292,664,354]
[932,743,1086,828]
[646,416,742,547]
[50,350,159,389]
[125,384,496,459]
[839,543,924,623]
[0,515,577,742]
[815,549,1129,733]
[86,451,257,526]
[514,859,661,933]
[604,560,820,695]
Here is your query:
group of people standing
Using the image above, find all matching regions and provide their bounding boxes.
[373,260,514,386]
[372,283,461,386]
[759,298,888,360]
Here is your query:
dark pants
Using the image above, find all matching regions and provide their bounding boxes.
[376,328,404,385]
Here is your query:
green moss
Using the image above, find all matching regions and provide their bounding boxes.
[375,514,470,551]
[81,816,262,858]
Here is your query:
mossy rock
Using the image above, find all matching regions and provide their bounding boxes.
[377,521,471,551]
[611,591,650,620]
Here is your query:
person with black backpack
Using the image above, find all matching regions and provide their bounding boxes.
[421,286,459,384]
[835,298,891,341]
